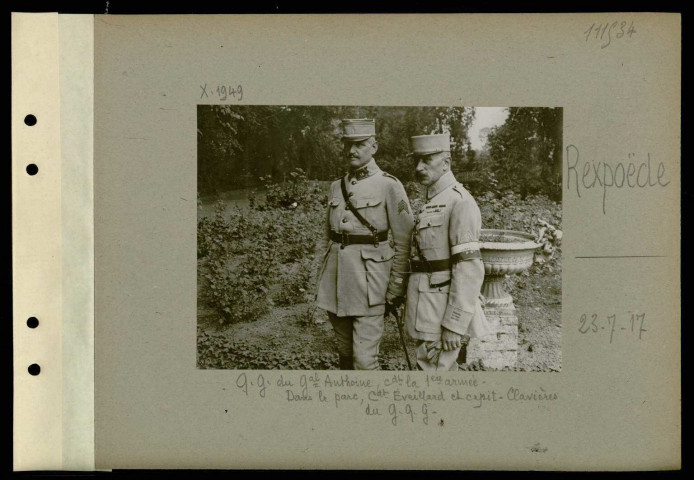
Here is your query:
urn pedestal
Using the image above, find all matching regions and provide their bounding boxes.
[463,229,540,370]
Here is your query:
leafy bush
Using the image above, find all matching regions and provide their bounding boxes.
[463,170,500,198]
[197,328,338,369]
[199,217,278,324]
[273,211,323,264]
[255,168,326,213]
[479,191,562,237]
[197,200,231,260]
[534,218,562,264]
[404,181,425,215]
[274,258,313,306]
[198,171,325,324]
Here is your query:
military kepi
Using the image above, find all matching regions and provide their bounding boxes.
[409,133,451,156]
[340,118,376,142]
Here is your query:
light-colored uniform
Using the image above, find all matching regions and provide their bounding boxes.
[404,170,490,371]
[316,159,414,369]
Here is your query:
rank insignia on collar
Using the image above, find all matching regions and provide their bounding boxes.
[351,168,368,180]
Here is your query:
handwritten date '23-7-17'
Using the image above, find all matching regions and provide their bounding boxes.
[585,21,636,49]
[579,312,646,343]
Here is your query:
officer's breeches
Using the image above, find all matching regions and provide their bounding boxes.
[328,313,384,370]
[415,340,460,371]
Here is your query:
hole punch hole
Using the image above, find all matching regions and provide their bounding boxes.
[26,164,39,176]
[28,364,41,376]
[24,114,37,126]
[27,317,39,328]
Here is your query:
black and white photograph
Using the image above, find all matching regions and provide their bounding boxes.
[11,11,680,471]
[197,105,563,371]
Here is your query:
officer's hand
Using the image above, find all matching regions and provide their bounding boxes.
[384,302,396,319]
[384,296,404,318]
[441,328,464,351]
[385,292,404,306]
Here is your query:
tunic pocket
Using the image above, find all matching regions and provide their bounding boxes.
[353,197,384,228]
[361,245,394,307]
[415,274,450,334]
[328,197,344,230]
[416,213,446,249]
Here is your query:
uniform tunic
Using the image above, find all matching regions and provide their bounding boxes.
[316,159,414,317]
[404,171,490,359]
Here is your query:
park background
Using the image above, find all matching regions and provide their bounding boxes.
[197,105,563,371]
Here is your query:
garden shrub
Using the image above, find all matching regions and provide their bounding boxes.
[197,328,338,369]
[198,172,325,324]
[199,217,279,324]
[255,168,326,213]
[274,258,313,306]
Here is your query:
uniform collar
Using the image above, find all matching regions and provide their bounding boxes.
[349,158,380,181]
[426,170,457,200]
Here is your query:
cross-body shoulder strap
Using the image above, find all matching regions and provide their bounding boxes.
[340,176,377,235]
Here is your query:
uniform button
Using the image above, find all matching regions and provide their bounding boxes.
[351,180,357,185]
[438,287,442,292]
[348,192,354,197]
[342,218,348,223]
[366,202,370,206]
[381,256,385,260]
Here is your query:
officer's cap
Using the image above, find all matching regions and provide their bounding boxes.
[408,133,451,156]
[340,118,376,142]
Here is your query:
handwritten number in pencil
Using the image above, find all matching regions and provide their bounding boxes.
[584,21,636,49]
[200,84,244,102]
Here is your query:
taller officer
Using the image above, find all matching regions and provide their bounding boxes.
[316,119,414,370]
[404,133,490,371]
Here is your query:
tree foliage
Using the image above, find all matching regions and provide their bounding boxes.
[197,105,475,195]
[484,107,562,199]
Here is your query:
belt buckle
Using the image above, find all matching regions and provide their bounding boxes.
[423,258,434,285]
[372,231,380,248]
[341,232,348,249]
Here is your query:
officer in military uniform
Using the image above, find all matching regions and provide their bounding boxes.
[316,119,414,370]
[403,133,490,371]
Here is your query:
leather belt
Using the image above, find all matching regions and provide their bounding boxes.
[330,230,389,247]
[410,252,482,289]
[410,250,481,274]
[410,258,452,288]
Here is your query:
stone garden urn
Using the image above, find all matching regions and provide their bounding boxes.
[463,229,541,369]
[479,229,541,309]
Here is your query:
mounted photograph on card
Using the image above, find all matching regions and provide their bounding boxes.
[11,12,679,471]
[197,105,563,372]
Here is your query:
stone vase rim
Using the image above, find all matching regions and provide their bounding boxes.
[480,228,541,252]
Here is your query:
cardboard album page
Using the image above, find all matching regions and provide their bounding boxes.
[12,13,680,471]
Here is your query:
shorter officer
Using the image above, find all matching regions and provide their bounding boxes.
[403,133,490,371]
